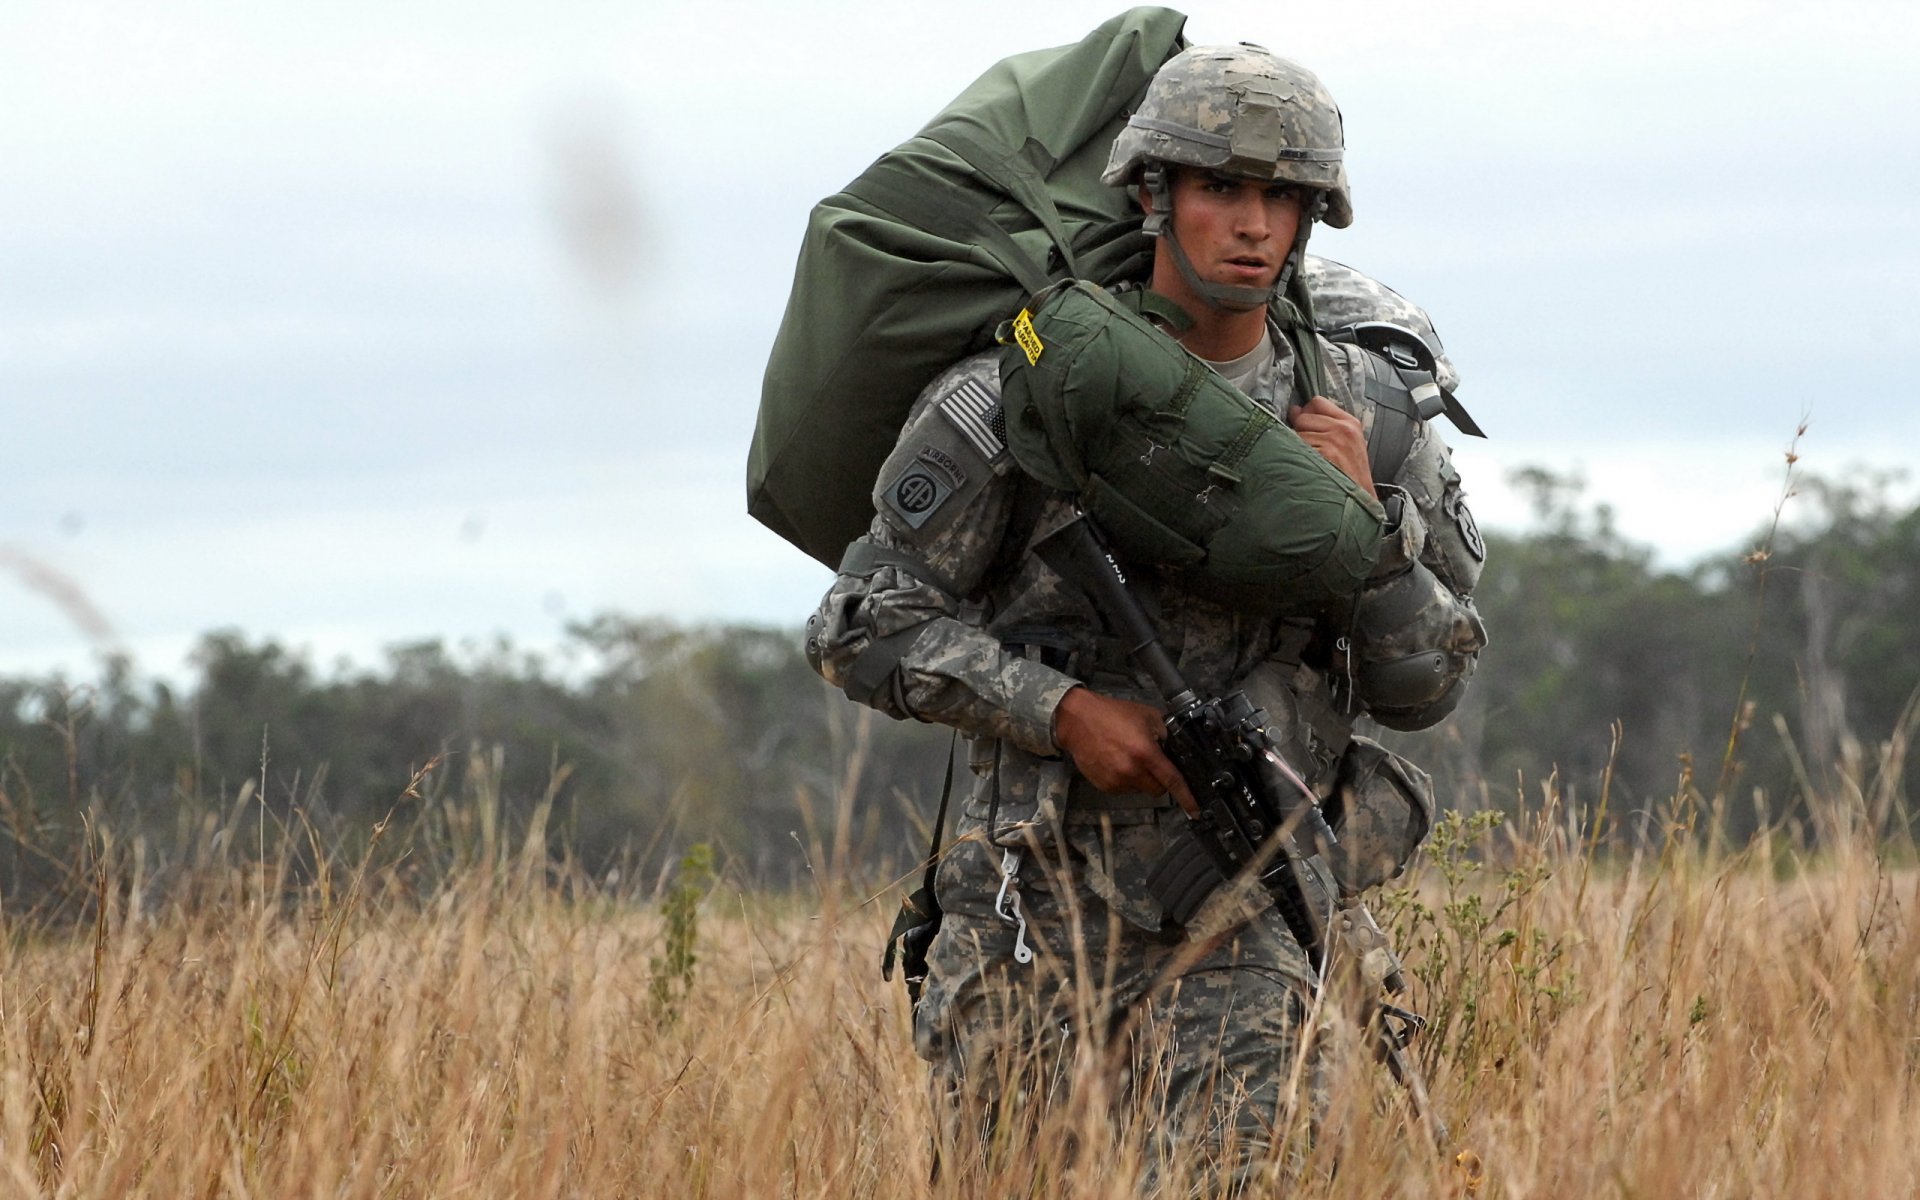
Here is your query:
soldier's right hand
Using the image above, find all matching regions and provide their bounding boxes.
[1052,687,1197,813]
[1289,395,1377,500]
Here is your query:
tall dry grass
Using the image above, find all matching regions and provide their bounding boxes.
[0,769,1914,1199]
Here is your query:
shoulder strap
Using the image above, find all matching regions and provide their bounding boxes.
[1276,277,1332,401]
[1113,284,1195,333]
[1363,353,1423,484]
[843,164,1057,297]
[927,128,1084,281]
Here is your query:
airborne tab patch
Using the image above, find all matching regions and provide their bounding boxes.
[917,444,967,489]
[938,378,1008,462]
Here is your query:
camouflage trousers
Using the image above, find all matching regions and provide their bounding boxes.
[912,822,1326,1193]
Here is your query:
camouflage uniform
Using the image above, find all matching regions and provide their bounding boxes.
[806,44,1487,1190]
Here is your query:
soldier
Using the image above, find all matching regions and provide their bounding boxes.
[807,43,1486,1189]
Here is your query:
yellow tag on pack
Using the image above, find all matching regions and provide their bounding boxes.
[1012,308,1044,366]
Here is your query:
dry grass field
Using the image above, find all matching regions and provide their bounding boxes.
[0,795,1914,1199]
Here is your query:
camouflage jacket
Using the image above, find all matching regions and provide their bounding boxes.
[808,320,1486,928]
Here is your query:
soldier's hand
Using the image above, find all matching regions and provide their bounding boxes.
[1052,687,1197,813]
[1289,395,1377,500]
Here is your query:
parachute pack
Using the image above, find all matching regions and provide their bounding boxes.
[750,6,1474,571]
[1001,280,1386,615]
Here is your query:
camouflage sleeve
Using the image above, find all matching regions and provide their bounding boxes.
[1344,418,1489,731]
[804,354,1080,757]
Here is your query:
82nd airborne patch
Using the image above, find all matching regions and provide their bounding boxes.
[882,445,969,530]
[882,374,1004,532]
[886,468,948,528]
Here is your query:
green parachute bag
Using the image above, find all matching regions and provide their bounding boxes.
[750,8,1189,567]
[1001,281,1385,615]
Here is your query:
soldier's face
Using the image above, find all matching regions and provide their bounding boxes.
[1150,168,1304,293]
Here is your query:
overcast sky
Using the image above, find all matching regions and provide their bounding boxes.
[4,0,1917,681]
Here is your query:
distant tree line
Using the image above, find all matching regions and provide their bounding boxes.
[1,468,1914,911]
[1403,466,1920,851]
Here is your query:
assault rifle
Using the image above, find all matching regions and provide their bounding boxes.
[1035,510,1452,1152]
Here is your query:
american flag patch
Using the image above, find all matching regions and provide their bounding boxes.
[938,378,1007,461]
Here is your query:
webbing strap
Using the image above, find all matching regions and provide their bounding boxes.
[1366,372,1420,484]
[1141,352,1211,445]
[1281,281,1333,400]
[1166,354,1210,420]
[925,128,1084,282]
[1215,406,1276,478]
[1125,288,1196,333]
[846,623,931,702]
[844,161,1056,297]
[1297,686,1355,762]
[838,539,962,600]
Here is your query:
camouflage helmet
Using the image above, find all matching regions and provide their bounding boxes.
[1103,44,1352,229]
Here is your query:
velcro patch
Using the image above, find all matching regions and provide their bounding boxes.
[938,379,1008,462]
[882,462,953,530]
[917,444,967,489]
[1453,497,1485,561]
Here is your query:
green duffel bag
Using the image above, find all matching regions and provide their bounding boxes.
[1001,280,1385,615]
[750,8,1188,568]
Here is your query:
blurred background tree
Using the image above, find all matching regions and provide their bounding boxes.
[2,467,1913,912]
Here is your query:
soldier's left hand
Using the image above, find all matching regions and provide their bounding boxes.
[1289,396,1376,500]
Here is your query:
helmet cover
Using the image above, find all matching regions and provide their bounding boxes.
[1104,43,1352,228]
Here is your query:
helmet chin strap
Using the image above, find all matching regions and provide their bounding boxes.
[1162,230,1272,312]
[1143,163,1323,314]
[1275,192,1327,296]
